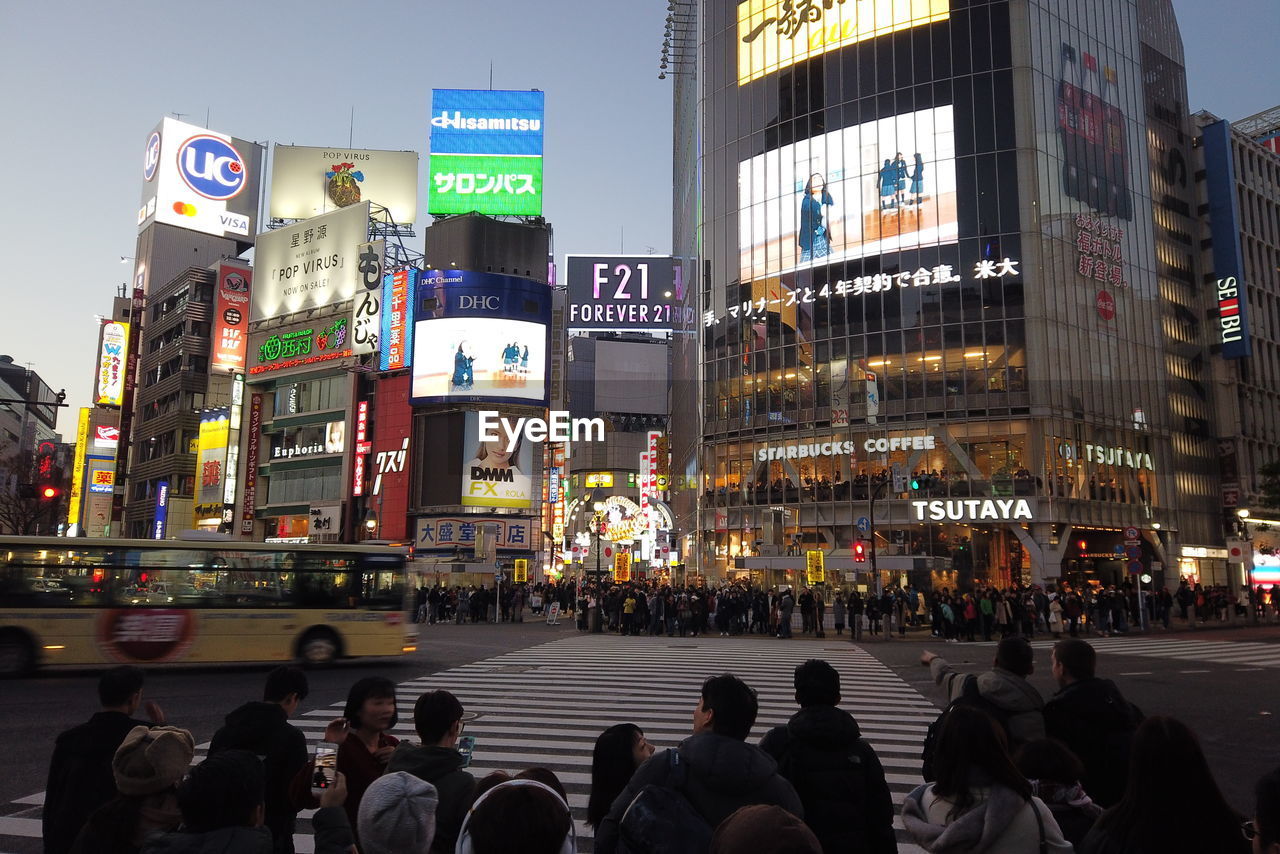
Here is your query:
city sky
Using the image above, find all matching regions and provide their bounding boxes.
[1,0,1275,428]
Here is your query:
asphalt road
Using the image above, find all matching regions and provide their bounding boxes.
[4,617,1279,849]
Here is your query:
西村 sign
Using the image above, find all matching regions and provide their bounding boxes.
[250,318,351,376]
[309,505,340,536]
[911,499,1034,522]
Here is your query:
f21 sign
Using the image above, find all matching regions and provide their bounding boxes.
[566,255,689,330]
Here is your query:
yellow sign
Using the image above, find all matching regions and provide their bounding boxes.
[67,408,91,527]
[585,472,614,488]
[806,549,825,585]
[514,559,529,583]
[95,321,130,406]
[737,0,949,85]
[614,551,632,582]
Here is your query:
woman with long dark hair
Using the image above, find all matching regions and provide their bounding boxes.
[586,724,654,829]
[903,705,1072,852]
[1078,716,1248,853]
[798,172,833,262]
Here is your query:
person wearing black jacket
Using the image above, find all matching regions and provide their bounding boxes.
[760,660,896,854]
[386,689,477,853]
[594,674,802,854]
[1043,639,1143,808]
[208,666,310,854]
[44,665,164,854]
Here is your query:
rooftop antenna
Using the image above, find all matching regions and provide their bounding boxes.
[171,112,187,122]
[620,226,624,253]
[349,106,354,148]
[205,107,210,128]
[489,61,494,90]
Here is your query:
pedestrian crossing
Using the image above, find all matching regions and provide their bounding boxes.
[974,634,1280,668]
[0,635,939,853]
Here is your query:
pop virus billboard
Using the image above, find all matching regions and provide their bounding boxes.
[138,117,264,240]
[427,89,545,216]
[250,202,370,322]
[270,146,419,225]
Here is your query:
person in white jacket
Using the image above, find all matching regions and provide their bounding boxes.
[903,705,1074,854]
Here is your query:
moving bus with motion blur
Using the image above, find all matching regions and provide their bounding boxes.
[0,536,417,676]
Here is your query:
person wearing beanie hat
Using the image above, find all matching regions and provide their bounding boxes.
[357,772,439,854]
[710,805,822,854]
[69,726,195,854]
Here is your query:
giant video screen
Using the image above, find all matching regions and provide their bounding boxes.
[411,317,547,404]
[738,105,957,279]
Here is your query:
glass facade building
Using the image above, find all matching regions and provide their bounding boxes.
[675,0,1227,587]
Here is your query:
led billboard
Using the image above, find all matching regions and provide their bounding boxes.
[138,117,264,240]
[462,410,535,509]
[1202,119,1252,359]
[428,89,545,216]
[95,321,130,407]
[270,146,419,224]
[736,0,949,86]
[195,408,230,509]
[250,202,370,322]
[738,105,957,279]
[410,270,550,405]
[211,262,252,372]
[380,268,418,371]
[566,255,680,330]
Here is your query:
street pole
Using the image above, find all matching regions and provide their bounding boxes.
[867,480,887,595]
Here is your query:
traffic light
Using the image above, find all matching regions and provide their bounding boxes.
[1077,539,1087,554]
[910,476,921,491]
[853,540,866,563]
[40,486,60,501]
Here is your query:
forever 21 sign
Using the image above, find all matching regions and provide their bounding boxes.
[566,255,684,330]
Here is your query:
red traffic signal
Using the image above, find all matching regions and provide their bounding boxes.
[40,486,60,500]
[853,540,866,563]
[1076,539,1087,552]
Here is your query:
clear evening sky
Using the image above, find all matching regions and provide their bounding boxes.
[1,0,1275,430]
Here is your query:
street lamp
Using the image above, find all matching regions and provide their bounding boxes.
[590,500,606,633]
[1238,508,1255,623]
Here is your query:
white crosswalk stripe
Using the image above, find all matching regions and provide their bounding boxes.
[973,634,1280,668]
[1,636,938,853]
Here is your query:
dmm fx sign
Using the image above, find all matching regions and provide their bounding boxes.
[911,499,1034,522]
[806,550,825,584]
[757,440,855,462]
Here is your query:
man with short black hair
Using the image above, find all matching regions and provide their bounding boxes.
[760,660,896,853]
[1251,767,1280,854]
[921,635,1045,748]
[1044,638,1143,807]
[387,689,477,853]
[209,665,311,853]
[594,674,802,854]
[44,665,164,854]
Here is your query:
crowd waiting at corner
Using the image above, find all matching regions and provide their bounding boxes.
[39,634,1280,854]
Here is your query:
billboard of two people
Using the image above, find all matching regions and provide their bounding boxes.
[739,105,958,279]
[412,316,547,404]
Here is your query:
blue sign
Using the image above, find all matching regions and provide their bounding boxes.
[176,134,247,200]
[418,270,552,324]
[153,481,170,540]
[429,89,545,157]
[856,516,871,533]
[143,131,161,181]
[379,267,418,372]
[1127,560,1142,575]
[1201,119,1251,359]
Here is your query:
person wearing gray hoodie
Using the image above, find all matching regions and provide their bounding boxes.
[921,636,1046,748]
[386,690,476,853]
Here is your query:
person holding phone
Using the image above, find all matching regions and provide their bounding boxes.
[387,690,476,854]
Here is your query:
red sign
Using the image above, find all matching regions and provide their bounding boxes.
[98,609,196,663]
[211,262,252,372]
[240,394,263,534]
[386,271,410,370]
[1075,214,1127,288]
[353,400,369,497]
[1096,290,1115,320]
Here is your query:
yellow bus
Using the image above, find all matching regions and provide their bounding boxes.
[0,536,417,676]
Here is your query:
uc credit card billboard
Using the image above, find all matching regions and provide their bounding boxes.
[410,270,550,406]
[428,89,545,216]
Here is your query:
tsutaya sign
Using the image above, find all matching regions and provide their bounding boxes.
[757,440,855,462]
[1084,443,1154,471]
[912,499,1034,522]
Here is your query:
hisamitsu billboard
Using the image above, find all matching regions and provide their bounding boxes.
[428,89,545,216]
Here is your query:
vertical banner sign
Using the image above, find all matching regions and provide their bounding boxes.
[67,407,91,529]
[862,363,880,423]
[240,395,263,534]
[830,359,850,427]
[153,482,170,540]
[1201,119,1252,359]
[614,551,632,582]
[195,409,231,509]
[806,550,825,585]
[352,400,369,496]
[96,321,130,406]
[211,263,252,371]
[352,241,386,356]
[514,558,529,583]
[380,268,416,371]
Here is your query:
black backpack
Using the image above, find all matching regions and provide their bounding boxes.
[619,749,714,853]
[921,674,1014,782]
[776,734,881,850]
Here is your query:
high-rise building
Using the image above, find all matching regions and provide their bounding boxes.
[674,0,1228,588]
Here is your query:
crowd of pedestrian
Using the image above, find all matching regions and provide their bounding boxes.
[43,633,1280,853]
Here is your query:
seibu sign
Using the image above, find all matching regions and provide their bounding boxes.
[912,499,1034,522]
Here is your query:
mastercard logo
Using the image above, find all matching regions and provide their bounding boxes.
[172,201,198,217]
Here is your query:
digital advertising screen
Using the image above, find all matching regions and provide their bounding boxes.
[410,270,550,405]
[461,410,535,509]
[428,89,545,216]
[565,255,680,330]
[738,105,958,279]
